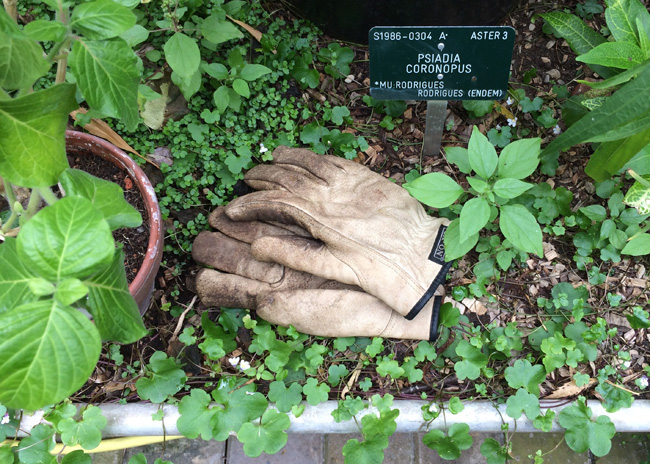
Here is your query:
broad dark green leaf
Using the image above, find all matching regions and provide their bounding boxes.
[444,146,471,174]
[60,168,142,230]
[468,126,497,179]
[443,218,479,261]
[211,384,268,441]
[200,14,243,45]
[621,233,650,255]
[403,172,463,208]
[497,138,541,179]
[85,247,147,343]
[577,42,645,69]
[18,197,115,282]
[459,197,490,242]
[164,32,200,79]
[69,38,140,130]
[0,9,50,90]
[604,0,646,45]
[0,238,36,314]
[202,62,229,80]
[0,300,101,410]
[493,179,533,199]
[558,399,615,457]
[499,205,543,256]
[177,389,217,440]
[70,0,136,40]
[0,84,76,187]
[23,19,68,42]
[237,409,290,458]
[585,127,650,181]
[240,64,272,81]
[541,63,650,157]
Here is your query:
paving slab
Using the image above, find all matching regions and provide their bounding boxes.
[122,438,226,464]
[594,433,650,463]
[509,433,590,464]
[225,433,323,464]
[324,433,415,464]
[415,432,503,463]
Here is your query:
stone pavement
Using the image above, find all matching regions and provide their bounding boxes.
[92,432,649,463]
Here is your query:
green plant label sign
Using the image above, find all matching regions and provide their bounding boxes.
[369,26,515,101]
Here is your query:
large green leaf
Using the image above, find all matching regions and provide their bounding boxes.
[0,238,37,314]
[577,42,645,69]
[163,32,200,79]
[459,197,490,242]
[0,300,101,410]
[497,138,541,180]
[70,0,135,40]
[85,247,147,343]
[604,0,647,45]
[60,168,142,230]
[0,9,50,91]
[240,64,272,81]
[621,233,650,255]
[403,172,463,208]
[558,399,616,457]
[539,12,614,78]
[443,218,479,261]
[585,127,650,181]
[541,63,650,157]
[17,196,115,282]
[200,14,243,45]
[23,19,68,42]
[468,126,497,179]
[69,38,139,130]
[0,84,77,187]
[499,205,543,257]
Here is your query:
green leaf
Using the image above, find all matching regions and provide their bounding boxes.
[163,32,200,79]
[626,306,650,329]
[499,204,543,256]
[17,424,56,464]
[577,42,645,69]
[232,78,250,98]
[585,127,650,181]
[85,247,147,343]
[0,238,37,314]
[237,409,290,458]
[533,409,556,432]
[624,176,650,215]
[422,423,473,460]
[70,0,136,39]
[448,397,464,414]
[445,146,471,174]
[60,169,142,230]
[605,0,645,44]
[376,358,405,379]
[493,178,533,199]
[459,197,490,242]
[439,303,461,328]
[403,172,463,208]
[580,204,607,221]
[58,406,107,450]
[55,278,89,306]
[211,384,268,441]
[558,398,616,457]
[506,388,541,420]
[0,84,77,187]
[23,19,67,42]
[0,300,101,410]
[177,389,217,440]
[328,364,350,386]
[504,359,546,397]
[468,126,498,179]
[480,437,508,464]
[69,38,140,130]
[342,435,389,464]
[240,64,272,81]
[200,14,243,44]
[621,234,650,256]
[62,450,92,464]
[542,62,650,157]
[443,218,479,261]
[268,381,303,412]
[497,138,541,179]
[414,341,437,362]
[0,9,50,90]
[17,197,114,281]
[202,62,229,80]
[454,340,488,380]
[213,85,230,113]
[135,352,187,403]
[303,378,330,405]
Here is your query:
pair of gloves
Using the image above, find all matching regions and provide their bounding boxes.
[191,147,451,341]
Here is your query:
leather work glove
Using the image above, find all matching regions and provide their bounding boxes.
[223,146,452,321]
[192,207,445,340]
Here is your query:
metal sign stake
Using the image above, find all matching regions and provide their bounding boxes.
[422,100,448,157]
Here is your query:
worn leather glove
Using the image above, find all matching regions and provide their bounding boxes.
[224,146,452,321]
[192,207,444,340]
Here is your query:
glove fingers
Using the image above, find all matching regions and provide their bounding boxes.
[256,289,432,340]
[245,163,327,194]
[209,206,308,244]
[251,235,359,286]
[195,268,268,309]
[192,231,284,284]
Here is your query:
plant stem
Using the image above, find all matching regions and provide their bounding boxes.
[3,0,17,22]
[21,189,44,223]
[37,187,59,206]
[0,179,19,234]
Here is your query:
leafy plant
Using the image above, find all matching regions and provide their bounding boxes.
[404,126,543,261]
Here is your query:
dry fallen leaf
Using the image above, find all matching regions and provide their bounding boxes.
[544,378,597,399]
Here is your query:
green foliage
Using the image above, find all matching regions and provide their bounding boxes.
[558,398,616,457]
[237,409,291,457]
[423,423,473,460]
[404,127,543,261]
[504,359,546,397]
[454,340,488,380]
[480,437,509,464]
[135,352,187,403]
[342,395,398,464]
[58,406,107,450]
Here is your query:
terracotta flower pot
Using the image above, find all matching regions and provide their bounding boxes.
[284,0,520,43]
[65,130,163,314]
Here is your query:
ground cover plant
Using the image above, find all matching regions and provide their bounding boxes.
[1,0,650,463]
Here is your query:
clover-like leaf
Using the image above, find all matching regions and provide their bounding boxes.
[177,389,217,440]
[303,378,330,406]
[17,424,56,464]
[135,352,187,403]
[58,405,107,450]
[480,437,509,464]
[533,409,556,432]
[237,409,290,458]
[268,381,303,413]
[210,384,268,441]
[342,435,389,464]
[506,388,541,420]
[423,423,473,460]
[504,359,546,397]
[558,398,616,457]
[454,340,488,380]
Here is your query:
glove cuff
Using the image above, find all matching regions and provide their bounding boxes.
[405,261,452,321]
[428,294,444,341]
